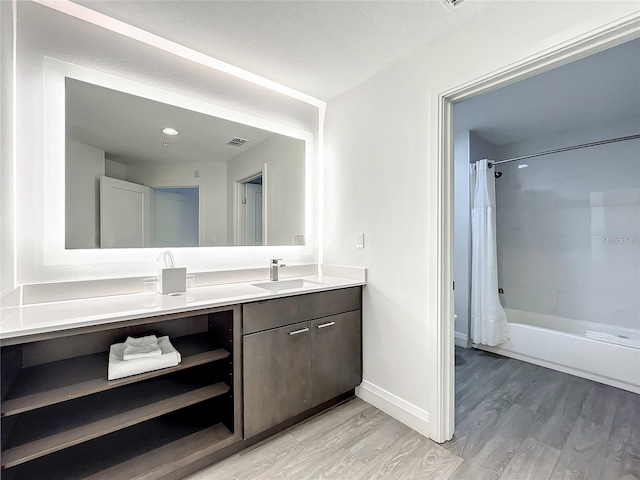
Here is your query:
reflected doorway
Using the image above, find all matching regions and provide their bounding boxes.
[153,187,199,247]
[235,171,265,246]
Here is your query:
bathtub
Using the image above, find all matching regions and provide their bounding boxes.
[474,308,640,394]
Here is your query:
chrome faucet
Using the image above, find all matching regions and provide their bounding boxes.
[270,258,285,281]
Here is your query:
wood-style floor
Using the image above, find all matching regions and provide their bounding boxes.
[187,348,639,479]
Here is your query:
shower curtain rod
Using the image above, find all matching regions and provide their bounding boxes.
[487,133,640,167]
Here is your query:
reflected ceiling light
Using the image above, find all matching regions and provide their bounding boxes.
[162,127,179,136]
[518,164,529,169]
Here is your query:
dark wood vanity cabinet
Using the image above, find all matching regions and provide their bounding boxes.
[0,285,362,479]
[242,287,362,439]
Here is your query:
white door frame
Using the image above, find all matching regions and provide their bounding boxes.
[234,165,267,246]
[434,16,640,443]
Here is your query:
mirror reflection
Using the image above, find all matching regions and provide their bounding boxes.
[65,78,306,249]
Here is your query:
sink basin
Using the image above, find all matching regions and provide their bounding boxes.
[252,279,319,292]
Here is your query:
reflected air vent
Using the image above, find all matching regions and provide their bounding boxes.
[442,0,465,6]
[227,137,250,147]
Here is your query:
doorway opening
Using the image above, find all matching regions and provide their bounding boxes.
[153,187,200,247]
[437,24,640,444]
[235,171,265,246]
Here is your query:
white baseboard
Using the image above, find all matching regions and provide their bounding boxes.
[355,380,431,439]
[454,332,470,348]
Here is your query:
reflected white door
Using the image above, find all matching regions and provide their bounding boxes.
[154,189,199,247]
[100,176,151,248]
[246,183,263,246]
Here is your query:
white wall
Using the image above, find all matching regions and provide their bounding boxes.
[12,1,319,285]
[495,116,640,330]
[323,1,639,439]
[1,1,15,296]
[65,139,105,249]
[227,134,305,246]
[125,161,228,247]
[105,159,126,180]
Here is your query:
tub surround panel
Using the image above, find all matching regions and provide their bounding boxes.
[495,117,640,331]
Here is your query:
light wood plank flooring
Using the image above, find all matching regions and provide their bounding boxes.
[187,348,639,479]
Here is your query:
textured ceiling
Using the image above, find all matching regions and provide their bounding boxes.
[66,78,279,165]
[73,0,499,101]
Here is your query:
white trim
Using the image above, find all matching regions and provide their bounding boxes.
[11,0,17,290]
[317,105,326,271]
[454,332,470,348]
[437,13,640,444]
[474,344,640,395]
[234,168,266,247]
[356,381,430,439]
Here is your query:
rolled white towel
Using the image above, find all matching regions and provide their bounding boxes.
[109,336,181,380]
[123,335,162,361]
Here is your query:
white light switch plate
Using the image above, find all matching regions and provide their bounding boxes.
[356,233,364,249]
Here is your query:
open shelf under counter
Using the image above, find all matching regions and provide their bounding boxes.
[1,333,230,417]
[2,372,230,468]
[3,400,235,480]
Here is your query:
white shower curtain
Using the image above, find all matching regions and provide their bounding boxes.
[471,160,507,346]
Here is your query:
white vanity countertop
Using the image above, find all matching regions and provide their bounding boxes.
[0,275,365,342]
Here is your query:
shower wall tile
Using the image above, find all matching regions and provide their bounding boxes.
[494,117,640,330]
[591,204,640,236]
[591,187,640,207]
[500,282,557,314]
[555,291,596,322]
[590,293,639,330]
[554,259,592,292]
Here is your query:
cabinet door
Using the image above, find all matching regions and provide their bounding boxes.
[311,311,362,407]
[243,322,311,438]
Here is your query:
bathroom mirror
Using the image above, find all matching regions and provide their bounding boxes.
[65,78,306,249]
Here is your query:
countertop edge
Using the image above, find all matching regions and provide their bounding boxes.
[0,276,365,343]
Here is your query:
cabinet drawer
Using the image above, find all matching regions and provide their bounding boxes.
[243,287,362,335]
[313,287,361,319]
[243,295,315,335]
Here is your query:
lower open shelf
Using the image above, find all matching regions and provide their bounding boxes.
[2,398,236,480]
[2,333,230,417]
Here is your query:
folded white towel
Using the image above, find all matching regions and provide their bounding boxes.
[108,336,181,381]
[123,335,162,361]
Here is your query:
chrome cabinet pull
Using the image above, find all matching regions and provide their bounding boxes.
[316,321,335,329]
[288,327,309,336]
